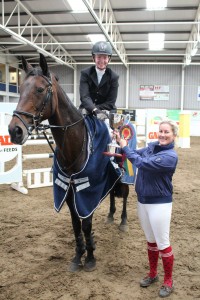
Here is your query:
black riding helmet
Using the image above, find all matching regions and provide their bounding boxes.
[92,41,112,56]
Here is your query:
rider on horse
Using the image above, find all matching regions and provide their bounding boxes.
[79,40,119,124]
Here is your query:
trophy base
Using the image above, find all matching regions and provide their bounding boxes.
[103,152,122,157]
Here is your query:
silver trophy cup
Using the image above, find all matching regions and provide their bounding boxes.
[107,113,124,154]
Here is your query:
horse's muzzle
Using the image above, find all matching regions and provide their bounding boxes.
[8,124,27,145]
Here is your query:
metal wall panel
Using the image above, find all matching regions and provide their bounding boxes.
[50,65,74,94]
[51,64,200,111]
[129,65,182,110]
[108,64,127,108]
[184,66,200,110]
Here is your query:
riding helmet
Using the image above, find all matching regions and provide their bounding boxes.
[92,41,112,56]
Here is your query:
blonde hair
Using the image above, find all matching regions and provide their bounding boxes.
[159,119,178,136]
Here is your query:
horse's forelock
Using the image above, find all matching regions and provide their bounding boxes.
[26,67,51,80]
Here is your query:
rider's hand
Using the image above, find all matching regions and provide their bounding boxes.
[92,108,108,121]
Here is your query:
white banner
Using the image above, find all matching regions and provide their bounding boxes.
[0,103,22,184]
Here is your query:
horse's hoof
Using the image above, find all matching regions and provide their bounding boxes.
[68,261,83,272]
[119,224,128,232]
[84,257,96,272]
[106,216,114,224]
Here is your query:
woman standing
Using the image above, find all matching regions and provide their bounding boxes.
[114,120,178,298]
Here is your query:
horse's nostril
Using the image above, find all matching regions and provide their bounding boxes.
[8,125,24,144]
[15,126,23,136]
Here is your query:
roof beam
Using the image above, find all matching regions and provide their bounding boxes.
[2,6,198,16]
[184,3,200,66]
[82,0,128,67]
[1,0,76,69]
[6,20,200,30]
[0,30,191,39]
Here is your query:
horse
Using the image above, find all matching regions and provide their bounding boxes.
[106,115,137,232]
[107,181,129,232]
[8,54,130,272]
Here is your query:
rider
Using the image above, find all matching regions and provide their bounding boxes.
[79,41,119,121]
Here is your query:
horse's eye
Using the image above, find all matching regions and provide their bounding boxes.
[37,87,44,93]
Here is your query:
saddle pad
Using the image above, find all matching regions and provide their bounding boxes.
[53,116,122,218]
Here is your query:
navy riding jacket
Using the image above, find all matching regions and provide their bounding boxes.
[79,66,119,113]
[122,141,178,204]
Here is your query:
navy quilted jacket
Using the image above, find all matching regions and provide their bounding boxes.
[122,141,178,204]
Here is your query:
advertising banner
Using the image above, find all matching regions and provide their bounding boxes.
[146,109,167,144]
[140,85,169,101]
[0,103,22,184]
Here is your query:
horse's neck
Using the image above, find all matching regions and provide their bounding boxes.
[49,85,87,174]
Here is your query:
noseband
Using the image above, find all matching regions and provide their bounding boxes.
[13,74,53,135]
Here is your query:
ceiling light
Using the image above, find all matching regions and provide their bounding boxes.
[87,34,106,44]
[146,0,167,10]
[66,0,88,13]
[148,33,165,50]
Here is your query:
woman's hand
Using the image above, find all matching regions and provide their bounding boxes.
[113,129,120,142]
[113,130,127,148]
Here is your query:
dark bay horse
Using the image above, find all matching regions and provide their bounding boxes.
[8,54,129,272]
[107,176,129,232]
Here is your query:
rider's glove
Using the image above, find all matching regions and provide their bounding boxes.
[92,108,108,121]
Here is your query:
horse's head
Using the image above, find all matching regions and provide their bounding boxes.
[8,54,54,145]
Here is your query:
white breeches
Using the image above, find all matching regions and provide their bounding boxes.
[137,202,172,250]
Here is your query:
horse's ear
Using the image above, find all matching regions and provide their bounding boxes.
[39,54,50,78]
[21,56,33,73]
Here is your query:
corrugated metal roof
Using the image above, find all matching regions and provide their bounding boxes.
[1,0,200,67]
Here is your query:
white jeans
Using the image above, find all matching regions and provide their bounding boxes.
[137,202,172,250]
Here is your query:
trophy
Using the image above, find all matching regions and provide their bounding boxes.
[103,113,124,157]
[103,113,134,157]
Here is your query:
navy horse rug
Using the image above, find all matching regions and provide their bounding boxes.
[53,116,122,218]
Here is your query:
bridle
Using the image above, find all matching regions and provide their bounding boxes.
[13,73,83,133]
[13,73,85,171]
[13,74,53,135]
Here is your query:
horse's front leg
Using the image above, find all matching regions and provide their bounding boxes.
[106,189,116,224]
[67,194,86,272]
[119,184,129,232]
[82,215,96,272]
